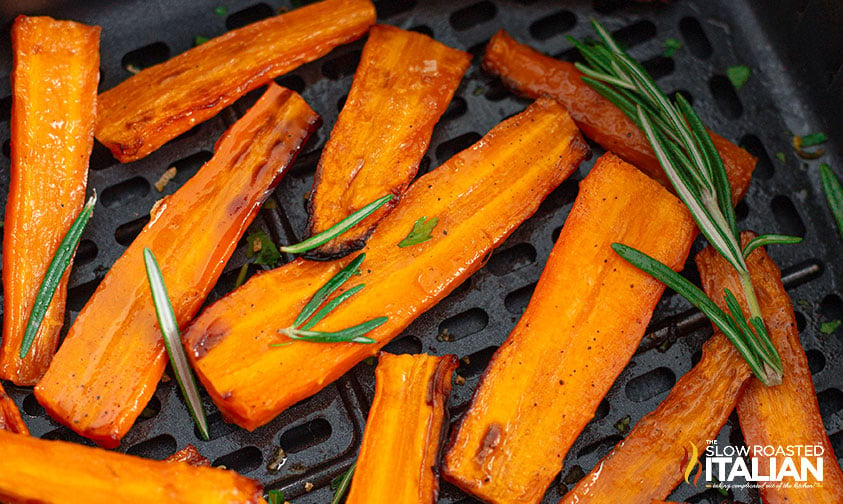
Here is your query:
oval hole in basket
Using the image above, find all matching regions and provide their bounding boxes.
[449,1,497,31]
[409,24,434,38]
[612,20,657,50]
[680,17,713,59]
[75,239,98,266]
[578,434,624,460]
[23,394,45,417]
[121,41,170,74]
[806,349,826,375]
[818,388,843,424]
[126,434,177,460]
[225,3,274,31]
[625,367,676,402]
[458,346,498,379]
[435,132,481,163]
[829,431,843,461]
[486,243,537,276]
[41,427,96,446]
[442,96,467,121]
[278,418,332,454]
[138,395,162,421]
[770,195,805,238]
[642,55,675,80]
[739,134,774,180]
[529,10,577,41]
[66,277,103,312]
[115,215,150,246]
[213,446,263,473]
[101,176,150,209]
[709,75,744,118]
[276,74,306,94]
[438,308,489,341]
[504,283,536,315]
[89,141,118,171]
[820,294,843,325]
[0,95,10,123]
[382,335,423,355]
[170,150,213,186]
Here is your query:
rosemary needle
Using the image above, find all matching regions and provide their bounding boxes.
[20,193,97,359]
[330,462,356,504]
[144,248,209,440]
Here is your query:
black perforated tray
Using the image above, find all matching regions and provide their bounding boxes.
[0,1,841,503]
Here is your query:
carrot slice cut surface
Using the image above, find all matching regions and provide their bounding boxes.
[442,154,697,504]
[35,84,319,447]
[346,353,457,503]
[1,16,100,385]
[307,25,470,258]
[95,0,374,162]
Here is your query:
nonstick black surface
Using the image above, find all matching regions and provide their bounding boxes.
[0,1,841,503]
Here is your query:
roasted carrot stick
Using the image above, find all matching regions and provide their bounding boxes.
[183,97,589,430]
[557,334,750,504]
[96,0,374,163]
[0,429,265,503]
[698,232,843,504]
[482,30,756,203]
[35,84,319,447]
[0,384,28,435]
[1,16,100,386]
[442,154,697,504]
[346,353,458,503]
[307,25,471,258]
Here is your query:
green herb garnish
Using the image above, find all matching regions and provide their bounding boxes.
[214,6,228,16]
[194,35,210,46]
[727,65,751,90]
[820,320,842,335]
[662,38,681,57]
[614,415,631,434]
[800,132,828,147]
[820,163,843,238]
[20,194,96,359]
[330,462,356,504]
[143,248,209,440]
[267,489,286,504]
[280,194,393,255]
[398,216,439,247]
[572,20,801,386]
[271,254,386,346]
[775,151,786,163]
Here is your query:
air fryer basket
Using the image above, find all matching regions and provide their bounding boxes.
[0,1,840,503]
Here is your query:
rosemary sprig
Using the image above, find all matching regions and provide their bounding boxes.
[330,462,356,504]
[281,194,393,254]
[820,163,843,238]
[573,20,802,386]
[20,194,97,358]
[143,248,209,440]
[270,254,387,346]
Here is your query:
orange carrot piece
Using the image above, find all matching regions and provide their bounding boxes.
[1,16,100,385]
[346,353,458,503]
[0,429,265,504]
[442,154,697,504]
[183,98,589,430]
[698,232,843,504]
[0,384,28,435]
[96,0,374,163]
[34,84,319,447]
[558,332,750,503]
[307,25,471,257]
[165,444,211,467]
[482,30,756,203]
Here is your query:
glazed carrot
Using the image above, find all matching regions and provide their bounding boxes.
[1,16,100,385]
[346,353,458,503]
[698,232,843,504]
[442,154,697,504]
[0,429,265,504]
[165,444,211,467]
[96,0,374,163]
[0,384,28,435]
[307,25,471,257]
[35,84,319,447]
[558,334,750,504]
[183,97,589,430]
[482,30,756,203]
